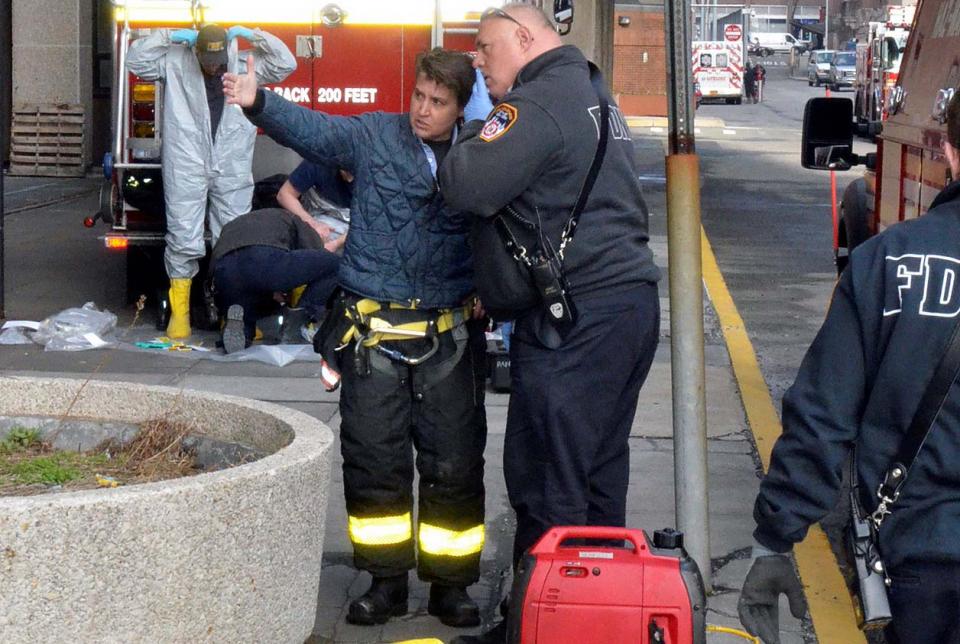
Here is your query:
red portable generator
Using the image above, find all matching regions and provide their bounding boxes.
[507,526,706,644]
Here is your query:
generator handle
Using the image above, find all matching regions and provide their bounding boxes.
[534,526,645,554]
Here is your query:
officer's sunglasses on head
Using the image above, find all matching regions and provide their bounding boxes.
[481,7,525,29]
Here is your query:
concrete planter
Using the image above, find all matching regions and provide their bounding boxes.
[0,377,334,643]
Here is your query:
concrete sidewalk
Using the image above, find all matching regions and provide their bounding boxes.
[0,244,801,644]
[0,171,819,642]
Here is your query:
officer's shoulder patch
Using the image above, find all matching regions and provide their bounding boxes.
[479,103,518,142]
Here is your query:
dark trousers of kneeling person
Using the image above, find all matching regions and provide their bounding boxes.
[505,282,660,564]
[334,296,488,627]
[213,245,340,347]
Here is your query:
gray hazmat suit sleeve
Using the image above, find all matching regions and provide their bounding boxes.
[126,29,174,80]
[241,29,296,84]
[246,89,367,171]
[439,95,563,217]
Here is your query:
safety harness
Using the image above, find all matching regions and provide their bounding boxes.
[338,298,473,369]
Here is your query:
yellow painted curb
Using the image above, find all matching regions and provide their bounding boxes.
[626,116,726,128]
[700,229,864,644]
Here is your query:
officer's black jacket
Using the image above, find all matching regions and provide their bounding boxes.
[440,45,660,299]
[755,180,960,568]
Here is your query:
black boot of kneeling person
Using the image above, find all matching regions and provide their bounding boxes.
[346,573,409,625]
[428,583,480,627]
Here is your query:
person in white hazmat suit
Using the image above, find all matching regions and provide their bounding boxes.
[127,24,295,338]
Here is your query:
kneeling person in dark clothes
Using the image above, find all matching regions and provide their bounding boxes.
[211,207,341,353]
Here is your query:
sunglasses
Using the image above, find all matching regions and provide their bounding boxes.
[480,7,525,29]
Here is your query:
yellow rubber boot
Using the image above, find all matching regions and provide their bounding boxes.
[289,284,307,307]
[166,278,192,339]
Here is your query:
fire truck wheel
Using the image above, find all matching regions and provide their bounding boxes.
[841,178,871,255]
[98,180,120,224]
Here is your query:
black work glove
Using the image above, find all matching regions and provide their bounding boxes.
[738,553,806,644]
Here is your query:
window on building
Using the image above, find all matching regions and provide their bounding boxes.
[94,0,113,97]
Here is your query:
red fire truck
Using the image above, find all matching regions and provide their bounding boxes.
[852,4,915,136]
[802,0,957,272]
[89,0,520,326]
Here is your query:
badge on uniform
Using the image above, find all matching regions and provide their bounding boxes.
[479,103,518,142]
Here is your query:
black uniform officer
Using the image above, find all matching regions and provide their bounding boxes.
[440,6,660,641]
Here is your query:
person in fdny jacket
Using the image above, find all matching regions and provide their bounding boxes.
[223,49,492,629]
[739,92,960,644]
[440,5,661,642]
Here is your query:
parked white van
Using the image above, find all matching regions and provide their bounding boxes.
[749,32,805,55]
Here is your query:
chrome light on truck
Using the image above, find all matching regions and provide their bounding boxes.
[887,85,906,116]
[933,87,955,124]
[320,3,345,27]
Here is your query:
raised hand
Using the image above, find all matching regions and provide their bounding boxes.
[223,54,258,108]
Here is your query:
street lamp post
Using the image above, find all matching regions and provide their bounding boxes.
[1,155,4,320]
[664,0,712,593]
[824,0,830,49]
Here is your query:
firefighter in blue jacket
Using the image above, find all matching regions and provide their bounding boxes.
[225,49,489,628]
[739,92,960,644]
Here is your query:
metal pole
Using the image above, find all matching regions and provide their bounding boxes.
[824,0,829,49]
[0,0,8,320]
[1,150,5,321]
[664,0,712,592]
[432,0,443,48]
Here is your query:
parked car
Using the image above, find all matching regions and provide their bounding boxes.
[807,49,835,86]
[828,50,857,90]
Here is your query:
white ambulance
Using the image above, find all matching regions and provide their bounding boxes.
[692,34,745,105]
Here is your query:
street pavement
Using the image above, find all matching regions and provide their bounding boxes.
[0,129,809,642]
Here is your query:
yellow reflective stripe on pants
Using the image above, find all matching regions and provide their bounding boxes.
[419,523,485,557]
[348,513,413,546]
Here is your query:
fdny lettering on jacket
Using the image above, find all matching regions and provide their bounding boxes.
[884,253,960,317]
[588,105,632,142]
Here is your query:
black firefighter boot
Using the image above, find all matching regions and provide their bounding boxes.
[346,573,409,625]
[428,583,481,627]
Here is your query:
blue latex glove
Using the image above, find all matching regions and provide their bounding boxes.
[227,26,256,42]
[500,321,513,352]
[169,29,198,46]
[463,69,494,122]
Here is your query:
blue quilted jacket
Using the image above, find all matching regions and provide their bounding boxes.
[248,90,474,308]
